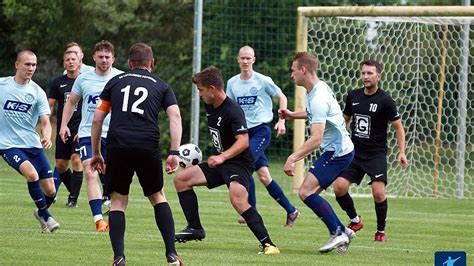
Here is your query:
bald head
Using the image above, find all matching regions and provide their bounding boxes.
[237,45,256,75]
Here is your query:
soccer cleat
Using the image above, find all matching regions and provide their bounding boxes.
[337,228,356,254]
[46,216,60,232]
[237,216,246,224]
[347,215,364,232]
[96,219,109,232]
[34,209,50,233]
[175,227,205,243]
[102,196,111,208]
[345,227,356,242]
[166,253,185,265]
[112,256,126,266]
[258,243,280,255]
[374,231,387,242]
[285,209,300,228]
[65,201,78,208]
[319,233,349,253]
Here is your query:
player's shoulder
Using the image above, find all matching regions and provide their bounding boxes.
[227,74,241,84]
[252,71,272,82]
[0,76,12,86]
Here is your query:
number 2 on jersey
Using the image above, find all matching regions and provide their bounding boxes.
[121,85,148,114]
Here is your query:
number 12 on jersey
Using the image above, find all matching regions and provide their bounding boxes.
[121,85,148,114]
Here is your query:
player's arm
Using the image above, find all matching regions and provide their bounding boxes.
[48,98,57,114]
[90,101,110,173]
[59,92,80,142]
[278,108,307,120]
[392,119,409,168]
[208,133,249,168]
[39,114,52,149]
[165,104,182,174]
[274,92,287,137]
[343,114,351,132]
[284,123,324,176]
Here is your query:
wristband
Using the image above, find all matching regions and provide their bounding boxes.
[168,150,180,156]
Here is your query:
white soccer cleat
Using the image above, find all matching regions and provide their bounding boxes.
[46,216,60,232]
[319,233,349,253]
[34,209,50,233]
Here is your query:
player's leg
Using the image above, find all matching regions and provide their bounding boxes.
[228,180,279,255]
[109,192,128,264]
[82,159,108,231]
[372,181,388,242]
[53,137,73,194]
[174,164,208,242]
[333,166,364,232]
[67,152,83,207]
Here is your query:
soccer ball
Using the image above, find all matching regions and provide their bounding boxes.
[178,143,202,168]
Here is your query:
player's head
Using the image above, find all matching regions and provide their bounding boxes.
[65,42,85,62]
[192,66,224,105]
[15,50,37,84]
[291,52,318,86]
[360,59,382,89]
[237,45,255,72]
[128,42,154,71]
[93,40,115,72]
[63,50,80,73]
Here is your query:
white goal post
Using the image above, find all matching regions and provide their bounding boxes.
[293,6,474,198]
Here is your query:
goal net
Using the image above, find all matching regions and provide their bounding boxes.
[295,6,473,198]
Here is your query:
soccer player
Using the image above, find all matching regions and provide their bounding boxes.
[60,40,122,232]
[279,52,355,253]
[174,66,280,255]
[333,59,409,242]
[90,43,184,266]
[63,42,95,74]
[226,45,299,227]
[49,50,83,208]
[0,50,60,233]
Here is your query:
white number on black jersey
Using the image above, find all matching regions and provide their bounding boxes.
[369,103,378,112]
[120,85,148,114]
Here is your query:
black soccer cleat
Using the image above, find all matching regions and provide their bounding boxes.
[166,253,185,265]
[175,227,206,243]
[112,256,126,266]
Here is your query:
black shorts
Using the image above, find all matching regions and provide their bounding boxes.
[55,135,80,160]
[339,151,388,185]
[105,148,163,197]
[199,160,251,191]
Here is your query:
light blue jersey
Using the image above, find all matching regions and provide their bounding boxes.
[226,71,281,129]
[72,68,122,138]
[306,80,353,157]
[0,77,50,149]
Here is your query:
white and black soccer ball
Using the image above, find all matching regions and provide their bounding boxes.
[178,143,202,168]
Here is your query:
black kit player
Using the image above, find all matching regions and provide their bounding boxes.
[90,43,184,265]
[174,66,280,255]
[48,50,83,207]
[333,59,409,242]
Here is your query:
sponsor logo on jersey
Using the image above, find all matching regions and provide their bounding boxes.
[87,95,100,104]
[3,100,32,113]
[237,96,257,105]
[352,102,360,106]
[353,113,371,139]
[60,84,68,88]
[209,127,223,153]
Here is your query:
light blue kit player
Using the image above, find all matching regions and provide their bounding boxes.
[227,45,299,227]
[280,52,355,254]
[59,40,123,232]
[0,50,60,233]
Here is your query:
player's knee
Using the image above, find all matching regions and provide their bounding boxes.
[55,160,69,172]
[298,187,311,201]
[333,178,349,196]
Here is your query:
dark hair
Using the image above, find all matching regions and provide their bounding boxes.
[94,40,114,55]
[128,43,153,67]
[192,66,224,89]
[293,51,318,73]
[360,59,382,73]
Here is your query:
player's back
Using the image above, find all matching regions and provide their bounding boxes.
[100,68,177,150]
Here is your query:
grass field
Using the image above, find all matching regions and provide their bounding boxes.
[1,155,473,265]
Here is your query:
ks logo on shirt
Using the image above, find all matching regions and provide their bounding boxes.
[3,100,32,113]
[237,96,257,105]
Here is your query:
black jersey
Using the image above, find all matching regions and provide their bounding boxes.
[205,97,253,165]
[49,75,82,134]
[343,88,400,154]
[100,68,177,150]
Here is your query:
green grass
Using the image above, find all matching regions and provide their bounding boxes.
[0,155,473,265]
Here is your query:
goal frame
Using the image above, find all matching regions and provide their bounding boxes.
[293,6,474,197]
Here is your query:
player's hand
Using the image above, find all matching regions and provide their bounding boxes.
[207,155,224,168]
[278,108,293,120]
[41,138,52,149]
[166,155,179,174]
[90,154,105,174]
[274,120,286,138]
[398,153,409,168]
[59,126,71,143]
[283,158,295,176]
